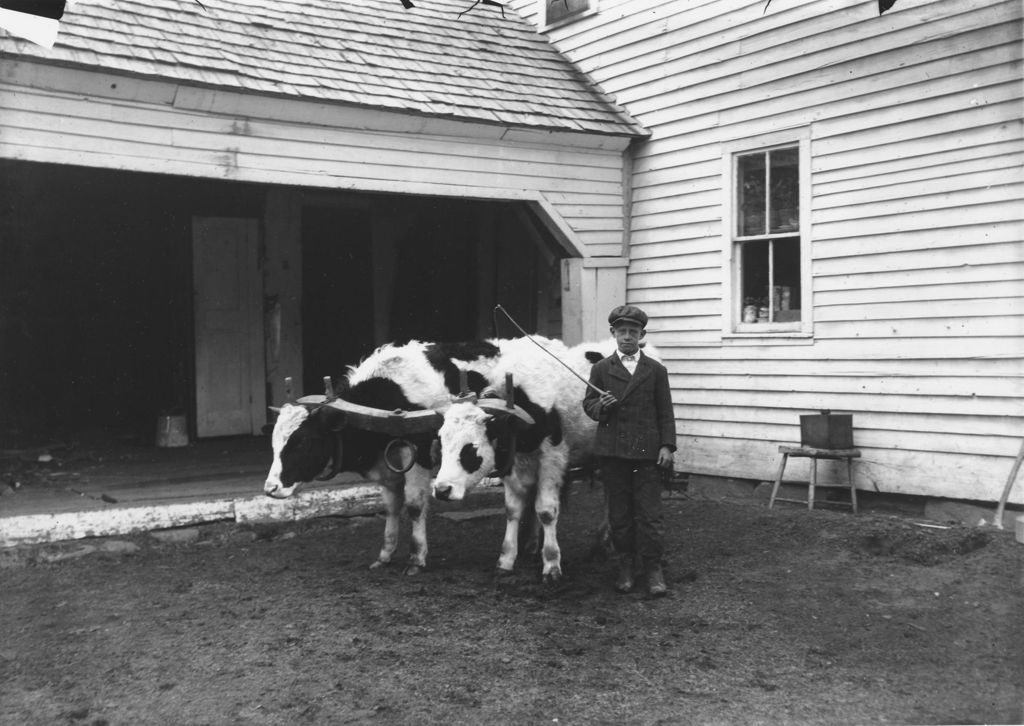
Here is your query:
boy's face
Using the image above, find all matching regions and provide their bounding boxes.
[611,323,644,355]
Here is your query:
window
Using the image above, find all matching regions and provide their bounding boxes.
[724,133,811,336]
[543,0,593,26]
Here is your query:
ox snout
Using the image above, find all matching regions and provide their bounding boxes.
[434,484,452,501]
[432,481,466,502]
[264,478,298,499]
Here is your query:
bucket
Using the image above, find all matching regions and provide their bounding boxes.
[155,414,188,448]
[1015,515,1024,545]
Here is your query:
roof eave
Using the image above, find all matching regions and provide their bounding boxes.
[2,56,647,148]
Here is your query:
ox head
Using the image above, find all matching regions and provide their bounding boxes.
[265,384,446,499]
[432,397,534,502]
[264,402,344,498]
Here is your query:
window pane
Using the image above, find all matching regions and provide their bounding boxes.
[547,0,590,23]
[731,142,803,331]
[769,147,799,234]
[737,153,766,236]
[772,237,801,322]
[740,241,769,323]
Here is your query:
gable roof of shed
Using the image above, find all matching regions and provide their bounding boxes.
[0,0,646,138]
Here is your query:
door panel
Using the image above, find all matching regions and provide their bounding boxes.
[192,217,265,437]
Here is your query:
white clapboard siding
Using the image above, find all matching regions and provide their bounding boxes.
[513,0,1024,501]
[669,372,1022,400]
[813,140,1023,190]
[672,356,1023,377]
[815,260,1024,293]
[680,435,1018,500]
[814,222,1023,261]
[673,387,1022,421]
[0,63,630,258]
[813,240,1022,278]
[817,280,1023,308]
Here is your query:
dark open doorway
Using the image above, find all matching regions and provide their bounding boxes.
[1,161,570,450]
[0,160,263,444]
[301,205,375,386]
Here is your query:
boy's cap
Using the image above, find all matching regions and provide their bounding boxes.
[608,304,648,328]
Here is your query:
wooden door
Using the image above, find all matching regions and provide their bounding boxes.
[192,217,265,437]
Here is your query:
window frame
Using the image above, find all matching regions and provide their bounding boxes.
[541,0,597,29]
[721,129,813,340]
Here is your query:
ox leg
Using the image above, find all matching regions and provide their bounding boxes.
[371,473,404,569]
[535,441,569,584]
[402,464,432,576]
[497,469,531,575]
[519,496,541,558]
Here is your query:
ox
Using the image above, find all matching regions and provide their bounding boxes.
[432,336,650,584]
[263,340,532,574]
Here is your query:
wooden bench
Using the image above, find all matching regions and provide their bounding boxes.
[768,446,861,513]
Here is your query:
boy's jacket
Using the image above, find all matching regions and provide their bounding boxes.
[583,351,677,461]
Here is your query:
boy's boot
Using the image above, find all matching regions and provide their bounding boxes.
[645,561,668,597]
[614,554,635,593]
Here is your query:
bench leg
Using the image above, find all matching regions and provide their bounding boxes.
[808,457,817,510]
[847,456,858,514]
[768,454,789,509]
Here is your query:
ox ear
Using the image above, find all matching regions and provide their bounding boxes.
[478,399,534,430]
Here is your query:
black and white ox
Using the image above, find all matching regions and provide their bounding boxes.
[432,336,653,584]
[263,340,532,574]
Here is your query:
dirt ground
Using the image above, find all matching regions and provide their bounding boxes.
[1,482,1022,726]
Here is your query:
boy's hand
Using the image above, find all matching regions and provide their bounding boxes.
[657,446,674,469]
[598,391,618,411]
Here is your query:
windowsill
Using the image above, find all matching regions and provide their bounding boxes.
[734,321,802,333]
[722,331,814,345]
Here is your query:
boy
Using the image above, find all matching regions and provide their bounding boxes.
[583,305,677,597]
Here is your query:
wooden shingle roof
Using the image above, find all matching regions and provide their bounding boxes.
[0,0,646,137]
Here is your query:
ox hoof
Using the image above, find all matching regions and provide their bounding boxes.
[403,564,424,576]
[542,569,562,586]
[369,559,391,570]
[494,567,516,579]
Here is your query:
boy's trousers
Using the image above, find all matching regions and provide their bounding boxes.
[600,457,665,562]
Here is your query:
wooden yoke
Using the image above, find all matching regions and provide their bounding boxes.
[295,395,444,437]
[454,369,478,404]
[477,372,534,428]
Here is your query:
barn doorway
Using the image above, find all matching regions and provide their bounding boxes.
[0,160,572,450]
[374,194,563,344]
[0,160,265,444]
[288,193,566,399]
[301,205,376,385]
